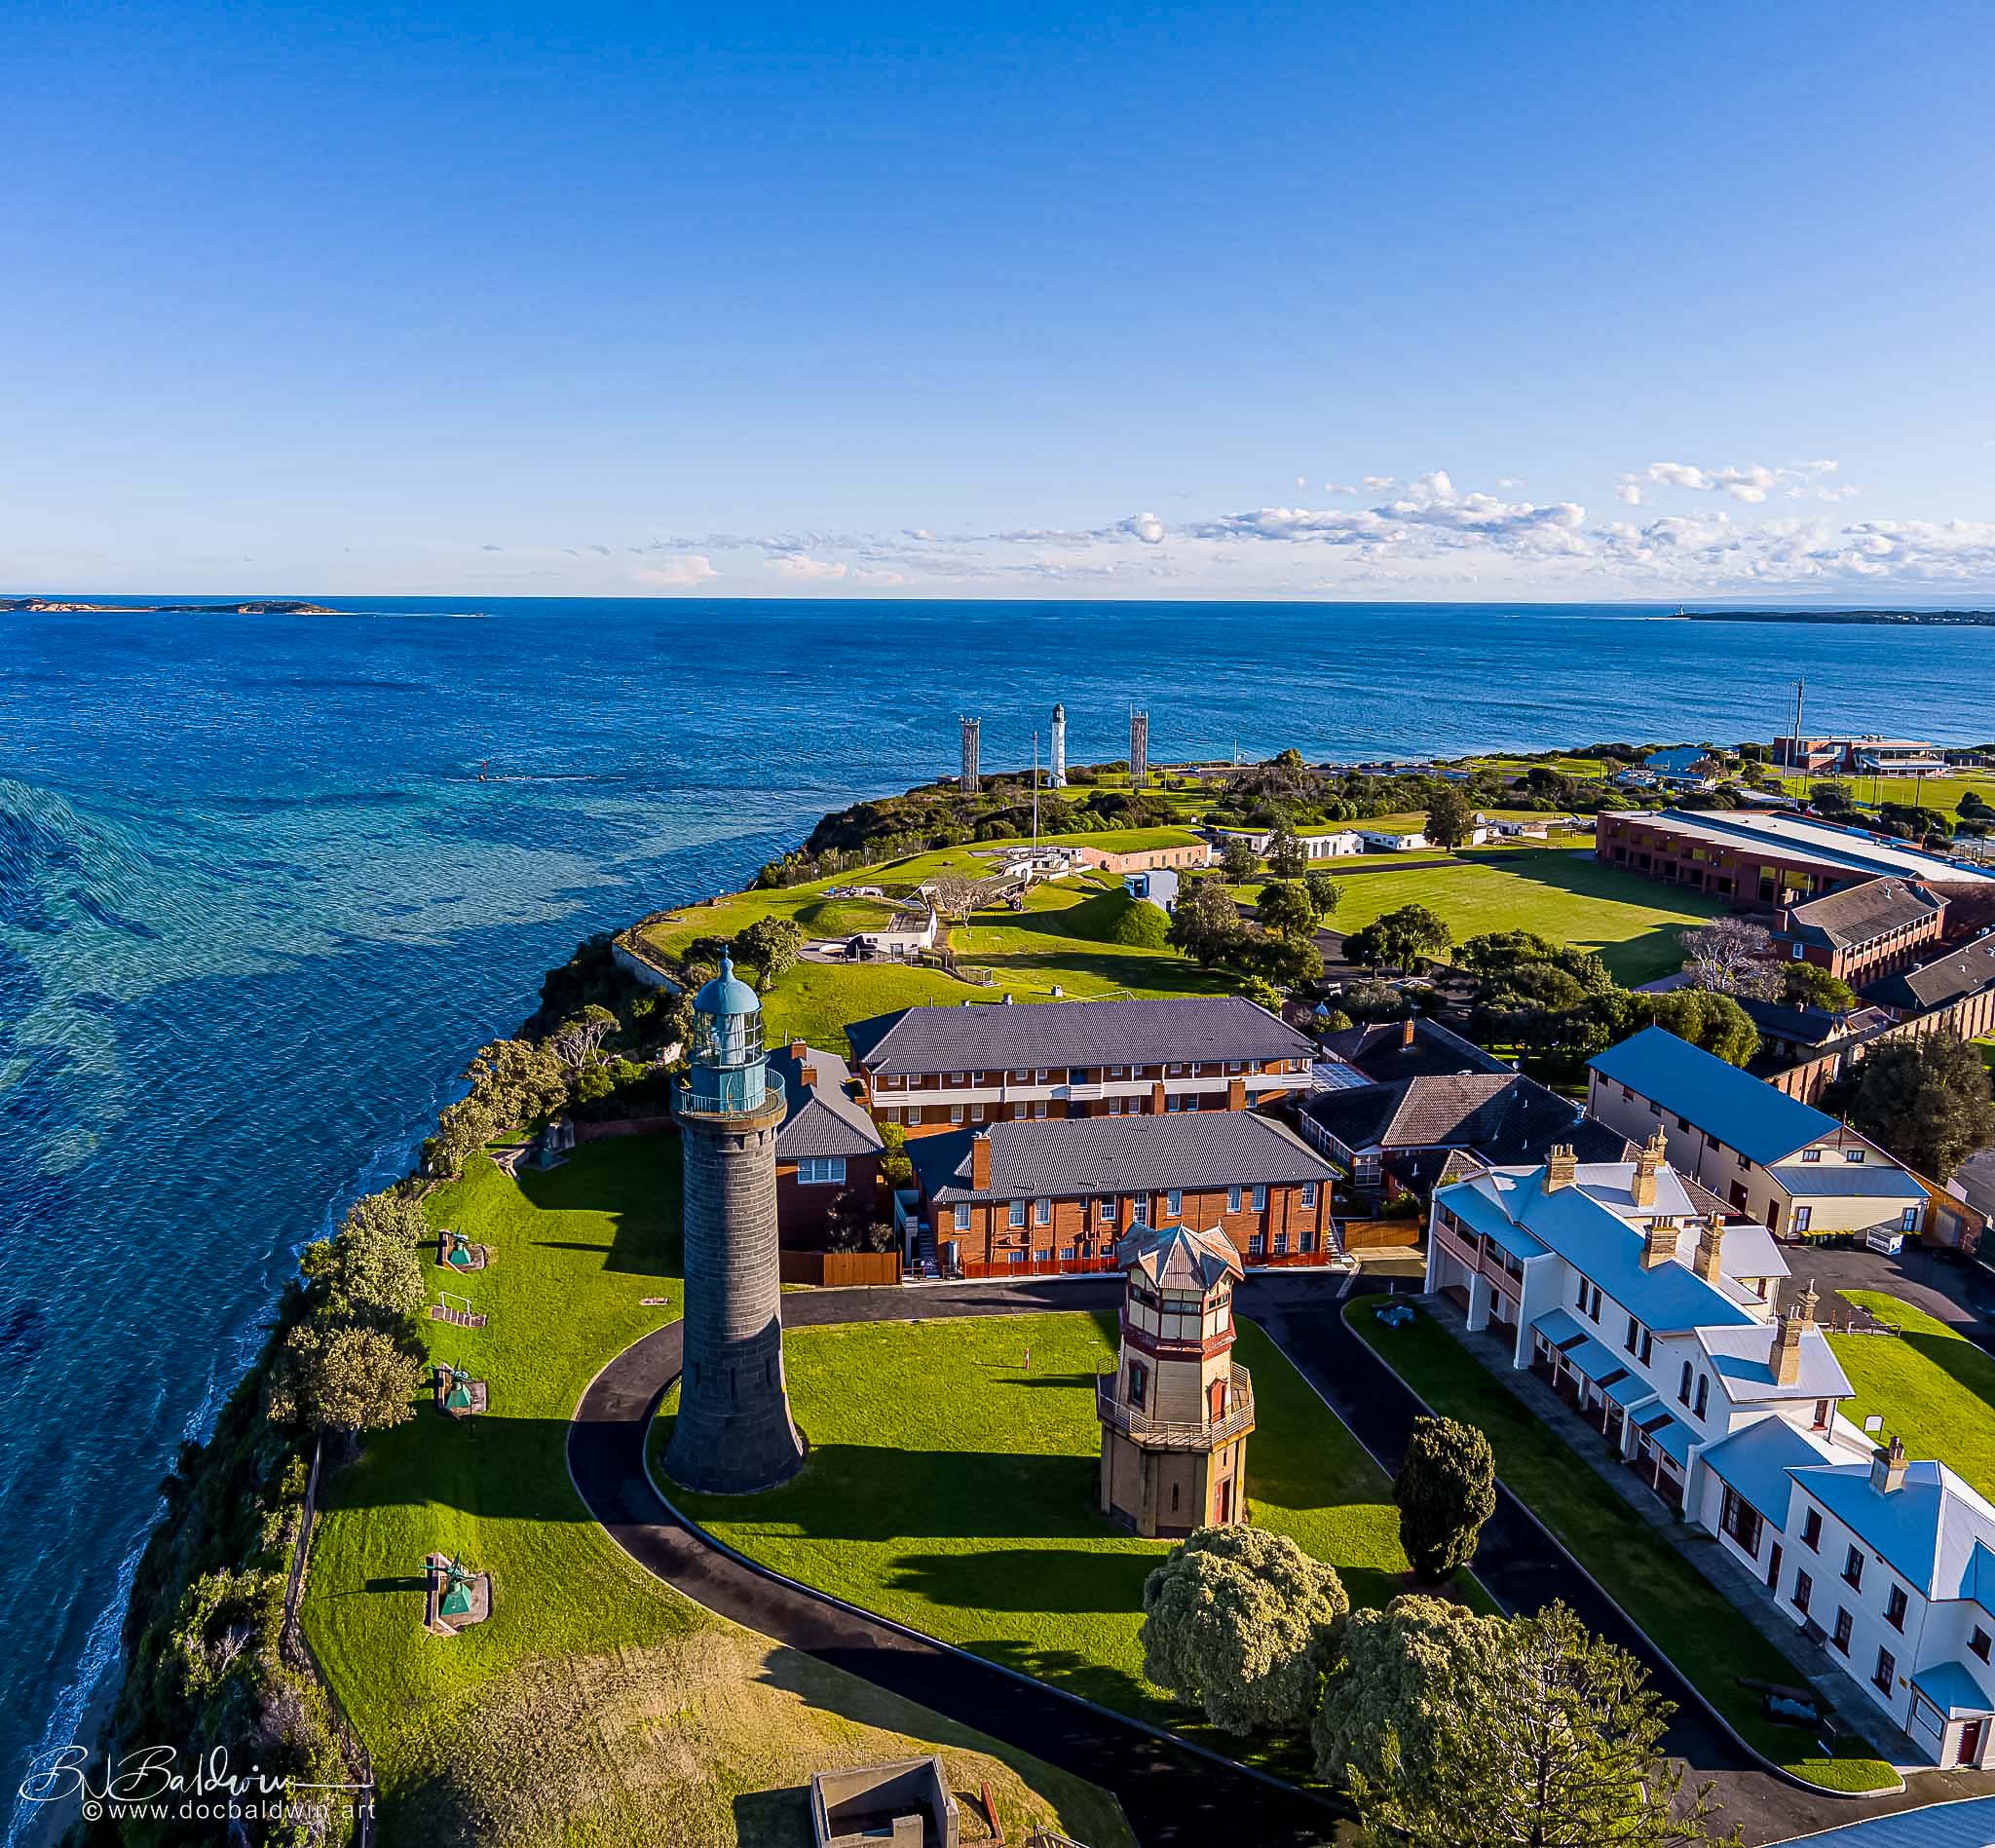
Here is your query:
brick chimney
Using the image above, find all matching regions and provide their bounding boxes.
[788,1037,808,1063]
[1401,1016,1416,1048]
[1544,1145,1576,1191]
[1642,1216,1677,1269]
[1226,1076,1246,1111]
[1692,1215,1724,1285]
[1150,1080,1166,1115]
[970,1131,992,1190]
[798,1062,818,1091]
[1631,1130,1666,1209]
[1772,1280,1818,1387]
[1869,1434,1908,1495]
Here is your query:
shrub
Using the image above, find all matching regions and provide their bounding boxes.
[1110,897,1172,947]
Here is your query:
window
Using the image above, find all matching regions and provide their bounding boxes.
[949,1104,964,1124]
[1694,1376,1710,1419]
[1845,1149,1866,1163]
[1166,1095,1183,1113]
[950,1070,965,1082]
[1831,1608,1853,1654]
[1801,1148,1823,1163]
[1792,1569,1813,1615]
[1189,1062,1203,1076]
[1677,1115,1691,1132]
[1971,1627,1991,1663]
[1650,1100,1662,1116]
[1640,1330,1653,1366]
[1300,1182,1318,1208]
[1874,1647,1897,1695]
[1098,1197,1116,1222]
[1109,1064,1125,1077]
[1885,1584,1908,1632]
[1719,1486,1763,1559]
[797,1155,847,1186]
[1034,1198,1051,1226]
[1801,1507,1822,1550]
[1034,1068,1050,1082]
[1274,1231,1289,1255]
[1813,1399,1831,1430]
[1033,1101,1048,1119]
[1059,1245,1075,1263]
[1621,1084,1635,1102]
[1008,1200,1027,1228]
[1901,1206,1921,1233]
[1625,1314,1640,1355]
[1579,1281,1601,1321]
[1252,1184,1268,1212]
[1678,1361,1693,1405]
[1736,1151,1750,1171]
[1007,1250,1026,1266]
[1167,1063,1185,1075]
[970,1102,985,1123]
[1843,1545,1864,1590]
[1225,1184,1243,1212]
[1300,1229,1316,1253]
[1793,1206,1812,1234]
[1248,1232,1266,1257]
[1164,1189,1182,1220]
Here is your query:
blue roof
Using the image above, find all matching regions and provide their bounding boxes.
[1646,1413,1695,1466]
[1533,1307,1586,1347]
[1605,1373,1656,1409]
[1591,1027,1836,1164]
[1779,1162,1927,1199]
[1700,1416,1829,1523]
[1788,1457,1995,1598]
[694,950,762,1018]
[1765,1793,1995,1845]
[1913,1660,1995,1719]
[1562,1338,1627,1384]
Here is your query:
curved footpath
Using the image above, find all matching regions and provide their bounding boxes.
[566,1271,1944,1847]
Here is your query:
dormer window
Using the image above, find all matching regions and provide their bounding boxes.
[1845,1149,1865,1163]
[1801,1148,1823,1163]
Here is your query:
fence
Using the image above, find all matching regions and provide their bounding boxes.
[779,1249,902,1287]
[1337,1216,1423,1253]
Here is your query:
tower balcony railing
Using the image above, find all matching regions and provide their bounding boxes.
[681,1070,786,1117]
[1096,1366,1254,1450]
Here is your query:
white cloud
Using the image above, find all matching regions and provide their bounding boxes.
[1615,483,1642,505]
[1323,482,1357,495]
[1631,459,1847,506]
[1119,511,1167,545]
[767,554,849,582]
[632,554,718,587]
[1296,474,1308,489]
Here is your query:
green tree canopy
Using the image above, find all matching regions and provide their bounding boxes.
[1829,1035,1995,1182]
[1139,1526,1349,1734]
[1303,869,1342,918]
[1394,1416,1497,1583]
[1424,786,1476,849]
[1782,962,1859,1014]
[1219,837,1261,884]
[305,1188,427,1325]
[1347,1603,1735,1847]
[1647,988,1759,1067]
[266,1322,423,1434]
[734,914,805,989]
[1168,877,1245,968]
[1314,1593,1507,1792]
[1256,879,1317,943]
[1266,822,1308,879]
[1345,905,1454,973]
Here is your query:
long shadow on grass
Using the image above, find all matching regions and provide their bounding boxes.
[1875,1327,1995,1435]
[511,1137,684,1279]
[887,1546,1152,1613]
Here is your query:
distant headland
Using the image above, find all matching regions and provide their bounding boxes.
[0,595,343,615]
[1678,607,1995,627]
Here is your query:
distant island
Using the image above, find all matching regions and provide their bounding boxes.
[1678,607,1995,626]
[0,595,343,615]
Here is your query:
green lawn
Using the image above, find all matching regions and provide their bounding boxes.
[1774,772,1995,812]
[1347,1300,1897,1791]
[1829,1292,1995,1497]
[657,1310,1489,1764]
[301,1142,1131,1847]
[952,879,1231,1004]
[1317,848,1723,983]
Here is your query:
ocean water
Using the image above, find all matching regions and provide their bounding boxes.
[1,597,1988,1829]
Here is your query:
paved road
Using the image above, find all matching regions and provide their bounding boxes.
[568,1270,1972,1847]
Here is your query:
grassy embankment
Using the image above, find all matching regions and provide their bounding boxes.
[1828,1291,1995,1495]
[302,1140,1132,1848]
[1346,1299,1898,1793]
[655,1309,1494,1776]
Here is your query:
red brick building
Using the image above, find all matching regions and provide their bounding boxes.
[1773,880,1947,985]
[769,1040,885,1247]
[910,1110,1336,1276]
[847,995,1315,1138]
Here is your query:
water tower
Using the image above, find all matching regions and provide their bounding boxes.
[663,952,807,1494]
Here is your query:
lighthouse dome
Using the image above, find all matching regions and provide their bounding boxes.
[694,951,761,1019]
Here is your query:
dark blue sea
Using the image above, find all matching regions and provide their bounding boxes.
[1,597,1988,1830]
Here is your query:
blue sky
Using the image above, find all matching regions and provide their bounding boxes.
[6,0,1993,599]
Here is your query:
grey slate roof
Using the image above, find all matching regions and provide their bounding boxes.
[1118,1222,1242,1293]
[846,994,1314,1076]
[1318,1016,1511,1083]
[1301,1072,1611,1167]
[1784,879,1943,953]
[1862,935,1995,1014]
[768,1043,885,1159]
[914,1110,1335,1204]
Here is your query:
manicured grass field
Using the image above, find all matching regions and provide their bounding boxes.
[1347,1300,1897,1791]
[952,879,1230,1004]
[1774,772,1995,812]
[1318,848,1723,983]
[302,1142,1130,1847]
[657,1311,1488,1754]
[1828,1292,1995,1498]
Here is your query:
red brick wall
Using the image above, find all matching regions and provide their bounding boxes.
[933,1180,1330,1268]
[775,1152,882,1248]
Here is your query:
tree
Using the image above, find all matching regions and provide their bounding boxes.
[1347,1603,1735,1847]
[1830,1035,1995,1182]
[1783,962,1858,1014]
[1111,897,1172,947]
[1678,917,1781,999]
[1267,822,1308,879]
[307,1189,427,1324]
[1394,1416,1496,1583]
[825,1185,896,1254]
[1424,786,1476,849]
[465,1037,570,1125]
[1303,870,1341,919]
[1139,1526,1349,1733]
[1647,988,1759,1067]
[424,1093,498,1178]
[1811,780,1856,816]
[1341,978,1412,1022]
[1344,905,1453,973]
[1318,1007,1354,1032]
[1168,877,1245,968]
[1219,837,1261,884]
[1256,879,1317,943]
[1313,1594,1507,1791]
[1237,975,1286,1014]
[266,1322,423,1434]
[1230,930,1323,992]
[548,1002,620,1072]
[734,914,805,988]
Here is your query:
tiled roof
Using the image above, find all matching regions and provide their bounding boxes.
[1784,879,1944,952]
[1317,1017,1510,1083]
[1117,1222,1241,1293]
[1591,1027,1837,1165]
[768,1043,885,1159]
[913,1109,1334,1204]
[1863,935,1995,1015]
[1788,1457,1995,1600]
[1303,1072,1627,1170]
[1737,997,1894,1048]
[846,995,1314,1076]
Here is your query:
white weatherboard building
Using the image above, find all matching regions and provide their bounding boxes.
[1426,1140,1995,1763]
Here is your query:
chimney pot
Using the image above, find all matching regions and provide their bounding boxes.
[1545,1145,1576,1191]
[1692,1214,1724,1284]
[788,1037,807,1062]
[1871,1434,1909,1495]
[970,1130,992,1190]
[799,1063,818,1091]
[1401,1016,1416,1048]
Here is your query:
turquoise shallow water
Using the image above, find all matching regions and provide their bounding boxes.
[0,596,1987,1829]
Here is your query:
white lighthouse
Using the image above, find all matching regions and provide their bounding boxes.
[1051,702,1067,787]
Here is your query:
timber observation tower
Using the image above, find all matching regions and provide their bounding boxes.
[662,953,807,1494]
